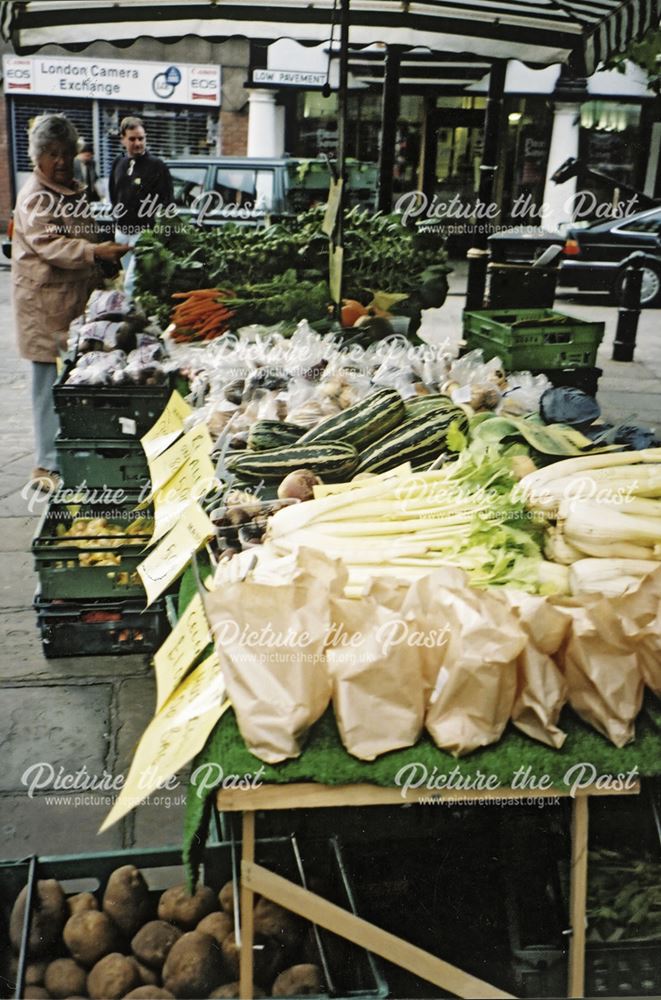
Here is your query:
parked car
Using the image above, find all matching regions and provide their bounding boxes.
[2,155,378,258]
[489,207,661,307]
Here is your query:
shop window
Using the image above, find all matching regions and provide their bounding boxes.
[579,101,644,213]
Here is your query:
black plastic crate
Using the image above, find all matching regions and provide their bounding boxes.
[31,497,151,600]
[33,591,167,658]
[487,263,558,309]
[0,838,387,1000]
[53,363,173,440]
[55,436,149,489]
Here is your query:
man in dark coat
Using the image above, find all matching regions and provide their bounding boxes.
[73,142,101,201]
[109,116,173,297]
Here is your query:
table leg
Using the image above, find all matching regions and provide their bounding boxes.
[239,811,256,1000]
[568,796,589,998]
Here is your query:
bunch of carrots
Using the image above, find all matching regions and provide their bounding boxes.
[169,288,236,343]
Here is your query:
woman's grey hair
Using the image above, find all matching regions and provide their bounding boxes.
[28,114,79,164]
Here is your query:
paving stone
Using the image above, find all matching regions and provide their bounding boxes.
[132,795,190,850]
[0,551,37,610]
[0,793,123,859]
[0,516,38,552]
[114,675,158,781]
[0,684,112,793]
[0,611,153,680]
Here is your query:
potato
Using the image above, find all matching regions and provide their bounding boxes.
[9,880,68,958]
[67,892,99,917]
[220,931,286,988]
[157,883,216,931]
[253,898,303,951]
[135,959,161,986]
[131,920,182,970]
[272,964,323,997]
[25,960,49,986]
[196,911,233,947]
[162,931,224,999]
[63,910,120,967]
[22,988,50,999]
[44,957,87,999]
[217,881,234,915]
[102,866,153,938]
[124,990,174,1000]
[208,984,266,999]
[87,953,141,1000]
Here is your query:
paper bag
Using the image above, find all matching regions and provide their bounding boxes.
[204,549,343,763]
[407,571,526,756]
[505,591,569,749]
[615,567,661,697]
[555,596,644,747]
[327,595,427,760]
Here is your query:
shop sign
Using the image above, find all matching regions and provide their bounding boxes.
[252,67,329,88]
[2,54,221,106]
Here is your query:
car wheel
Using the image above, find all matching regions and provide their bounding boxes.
[614,262,661,308]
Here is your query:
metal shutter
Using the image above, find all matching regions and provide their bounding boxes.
[11,97,94,172]
[98,102,217,175]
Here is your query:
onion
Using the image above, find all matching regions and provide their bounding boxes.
[277,470,322,502]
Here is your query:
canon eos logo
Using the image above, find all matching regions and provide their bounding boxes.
[7,68,30,79]
[191,77,216,90]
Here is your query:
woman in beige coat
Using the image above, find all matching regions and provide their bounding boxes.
[12,114,126,492]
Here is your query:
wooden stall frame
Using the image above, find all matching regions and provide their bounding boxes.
[216,781,640,999]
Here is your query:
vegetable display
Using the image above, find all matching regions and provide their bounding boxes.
[169,289,236,343]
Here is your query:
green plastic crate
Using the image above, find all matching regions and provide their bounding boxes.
[0,838,387,1000]
[33,591,167,658]
[55,436,149,489]
[31,498,151,600]
[463,309,604,371]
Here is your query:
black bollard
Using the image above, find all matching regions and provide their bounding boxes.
[612,262,643,362]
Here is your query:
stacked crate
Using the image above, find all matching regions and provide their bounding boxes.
[31,360,172,658]
[462,308,605,395]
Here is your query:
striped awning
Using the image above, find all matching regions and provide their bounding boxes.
[1,0,659,74]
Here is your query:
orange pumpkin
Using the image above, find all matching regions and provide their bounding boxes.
[340,299,368,327]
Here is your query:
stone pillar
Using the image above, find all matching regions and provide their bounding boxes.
[246,90,283,157]
[542,102,581,230]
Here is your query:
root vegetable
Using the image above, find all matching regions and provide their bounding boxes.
[272,963,323,997]
[162,931,224,999]
[196,911,233,946]
[124,989,175,999]
[208,983,266,999]
[221,931,286,987]
[157,883,217,931]
[25,961,48,986]
[9,880,68,958]
[87,953,141,1000]
[63,910,121,967]
[217,882,234,915]
[67,892,99,917]
[22,988,50,999]
[132,920,183,970]
[253,899,303,951]
[102,866,153,938]
[43,958,87,999]
[277,471,321,502]
[135,960,161,986]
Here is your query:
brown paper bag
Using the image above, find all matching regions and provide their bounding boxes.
[554,596,644,747]
[327,595,428,760]
[204,549,343,763]
[615,567,661,696]
[504,592,569,749]
[403,571,526,756]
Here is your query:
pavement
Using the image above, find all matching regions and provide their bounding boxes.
[0,260,660,864]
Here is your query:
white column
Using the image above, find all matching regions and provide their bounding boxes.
[542,102,581,231]
[246,89,284,157]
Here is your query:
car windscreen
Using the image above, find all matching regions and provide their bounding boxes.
[170,166,207,208]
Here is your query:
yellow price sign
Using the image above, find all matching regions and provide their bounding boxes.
[141,390,193,461]
[151,453,217,545]
[153,593,212,711]
[99,651,229,832]
[147,424,214,498]
[138,502,215,605]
